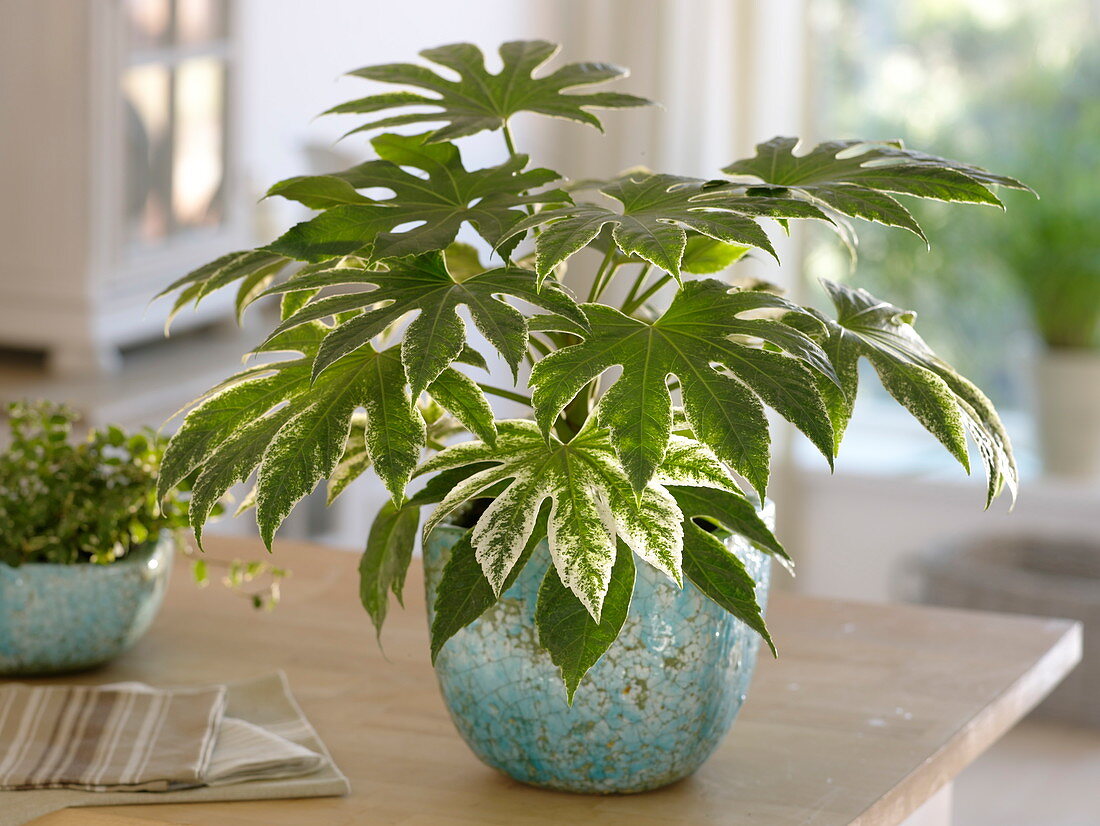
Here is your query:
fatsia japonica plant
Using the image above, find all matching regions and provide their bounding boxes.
[158,40,1027,699]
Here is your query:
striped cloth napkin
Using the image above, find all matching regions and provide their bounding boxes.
[0,679,322,792]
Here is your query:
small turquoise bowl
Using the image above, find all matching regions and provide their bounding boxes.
[424,508,772,794]
[0,534,174,676]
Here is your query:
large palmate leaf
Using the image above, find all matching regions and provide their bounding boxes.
[327,40,652,143]
[261,250,587,390]
[811,279,1017,505]
[416,419,743,620]
[155,249,294,327]
[160,321,425,548]
[503,172,831,282]
[265,133,568,263]
[723,137,1032,240]
[529,279,837,498]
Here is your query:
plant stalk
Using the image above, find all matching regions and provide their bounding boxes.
[586,248,618,303]
[623,273,672,314]
[477,383,532,406]
[621,263,652,310]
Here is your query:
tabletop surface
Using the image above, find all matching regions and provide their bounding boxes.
[18,536,1081,826]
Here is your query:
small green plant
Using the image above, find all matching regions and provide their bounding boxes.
[0,401,188,566]
[158,41,1027,699]
[0,401,286,609]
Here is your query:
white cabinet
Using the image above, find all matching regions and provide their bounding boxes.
[0,0,249,374]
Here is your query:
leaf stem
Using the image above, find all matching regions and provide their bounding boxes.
[502,123,519,158]
[586,247,618,303]
[477,383,532,406]
[527,333,552,356]
[623,273,672,314]
[501,122,537,230]
[620,263,652,310]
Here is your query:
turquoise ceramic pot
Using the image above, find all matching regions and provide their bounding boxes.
[0,534,174,676]
[423,510,772,794]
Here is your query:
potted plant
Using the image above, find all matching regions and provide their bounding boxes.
[0,402,188,675]
[993,65,1100,480]
[157,41,1027,793]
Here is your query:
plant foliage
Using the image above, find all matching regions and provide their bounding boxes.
[326,40,651,143]
[157,40,1025,699]
[0,402,189,566]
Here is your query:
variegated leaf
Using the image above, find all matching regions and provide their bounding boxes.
[164,320,424,547]
[416,419,740,621]
[259,250,587,391]
[813,279,1017,505]
[529,279,837,498]
[266,133,568,264]
[500,172,831,282]
[722,136,1032,243]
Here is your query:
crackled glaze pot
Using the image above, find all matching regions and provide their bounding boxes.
[0,534,173,675]
[423,509,772,794]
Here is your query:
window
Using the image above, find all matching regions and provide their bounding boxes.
[123,0,230,247]
[809,0,1098,413]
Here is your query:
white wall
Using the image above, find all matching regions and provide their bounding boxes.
[782,465,1100,603]
[236,0,537,232]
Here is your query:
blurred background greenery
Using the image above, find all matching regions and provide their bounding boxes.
[810,0,1100,411]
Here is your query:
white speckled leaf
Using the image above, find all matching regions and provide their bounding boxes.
[326,411,370,505]
[546,476,618,620]
[818,278,1016,505]
[501,172,833,280]
[471,472,553,593]
[653,435,741,492]
[255,345,423,546]
[260,251,587,390]
[415,419,720,620]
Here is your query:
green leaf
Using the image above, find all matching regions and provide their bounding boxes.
[681,235,751,274]
[359,499,420,636]
[252,346,422,547]
[327,40,652,143]
[261,251,586,391]
[157,250,292,327]
[529,279,836,497]
[681,519,774,656]
[266,133,568,263]
[165,322,425,547]
[326,411,370,505]
[416,420,729,620]
[188,407,294,548]
[426,367,498,445]
[159,360,311,502]
[429,507,548,663]
[667,485,787,563]
[723,137,1032,242]
[817,279,1017,505]
[536,538,635,703]
[503,172,831,282]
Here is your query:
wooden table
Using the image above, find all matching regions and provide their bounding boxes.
[25,537,1080,826]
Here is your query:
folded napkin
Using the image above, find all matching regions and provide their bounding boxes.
[0,683,226,791]
[0,672,348,826]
